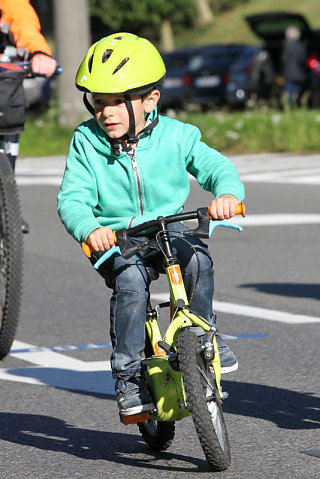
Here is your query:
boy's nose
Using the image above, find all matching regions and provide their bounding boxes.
[102,105,112,116]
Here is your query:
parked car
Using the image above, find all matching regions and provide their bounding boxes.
[245,12,320,107]
[180,44,247,110]
[160,46,204,110]
[226,45,261,108]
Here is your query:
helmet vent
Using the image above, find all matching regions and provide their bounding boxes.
[102,49,113,63]
[88,54,93,73]
[113,57,129,74]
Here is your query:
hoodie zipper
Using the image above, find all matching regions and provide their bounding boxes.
[131,149,144,216]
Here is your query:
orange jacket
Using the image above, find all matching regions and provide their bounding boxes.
[0,0,52,56]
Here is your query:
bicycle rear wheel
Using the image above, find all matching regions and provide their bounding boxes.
[138,419,175,451]
[0,152,23,359]
[176,328,231,471]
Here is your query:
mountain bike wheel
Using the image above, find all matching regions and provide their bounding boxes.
[138,419,175,451]
[0,152,23,359]
[176,328,231,471]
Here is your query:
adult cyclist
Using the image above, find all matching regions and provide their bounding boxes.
[0,0,57,231]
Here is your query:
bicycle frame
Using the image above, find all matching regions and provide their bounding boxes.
[143,232,221,422]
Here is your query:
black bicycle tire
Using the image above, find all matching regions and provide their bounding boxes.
[138,419,175,451]
[0,152,23,359]
[176,328,231,471]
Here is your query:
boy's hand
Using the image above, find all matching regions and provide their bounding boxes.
[86,226,115,252]
[210,194,239,220]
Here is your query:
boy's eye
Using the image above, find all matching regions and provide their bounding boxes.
[114,99,125,105]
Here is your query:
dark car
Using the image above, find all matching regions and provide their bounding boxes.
[160,46,204,110]
[245,12,320,107]
[180,44,247,110]
[226,45,261,108]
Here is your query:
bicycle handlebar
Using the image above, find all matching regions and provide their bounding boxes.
[19,61,63,77]
[82,201,246,259]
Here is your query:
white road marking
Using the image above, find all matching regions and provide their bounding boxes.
[0,340,114,394]
[151,294,320,324]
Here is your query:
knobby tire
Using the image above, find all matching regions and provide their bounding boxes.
[176,328,231,471]
[0,153,23,359]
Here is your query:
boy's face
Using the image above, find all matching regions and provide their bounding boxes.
[92,91,159,140]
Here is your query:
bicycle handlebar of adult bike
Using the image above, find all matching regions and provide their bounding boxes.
[82,201,246,259]
[19,61,63,77]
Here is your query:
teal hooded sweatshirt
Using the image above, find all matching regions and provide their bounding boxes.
[57,112,245,244]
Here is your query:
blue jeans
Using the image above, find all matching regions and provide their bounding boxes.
[94,225,214,379]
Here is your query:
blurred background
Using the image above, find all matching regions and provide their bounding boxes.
[18,0,320,156]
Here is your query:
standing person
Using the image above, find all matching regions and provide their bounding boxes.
[57,33,245,419]
[281,25,308,105]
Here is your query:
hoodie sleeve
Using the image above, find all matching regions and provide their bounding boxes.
[184,123,245,201]
[0,0,52,56]
[57,131,103,243]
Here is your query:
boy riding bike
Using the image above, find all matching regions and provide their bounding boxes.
[57,33,245,419]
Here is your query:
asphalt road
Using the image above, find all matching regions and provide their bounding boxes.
[0,154,319,479]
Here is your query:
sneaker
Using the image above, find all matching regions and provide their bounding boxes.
[216,334,238,374]
[115,377,154,416]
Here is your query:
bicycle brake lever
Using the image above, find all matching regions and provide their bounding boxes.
[93,246,121,270]
[209,221,243,237]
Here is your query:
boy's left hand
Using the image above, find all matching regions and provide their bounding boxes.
[209,194,239,220]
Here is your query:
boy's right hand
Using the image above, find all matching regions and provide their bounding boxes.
[86,227,115,252]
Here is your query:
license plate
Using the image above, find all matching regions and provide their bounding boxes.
[194,76,221,88]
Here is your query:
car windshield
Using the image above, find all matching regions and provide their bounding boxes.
[163,51,199,70]
[189,50,240,71]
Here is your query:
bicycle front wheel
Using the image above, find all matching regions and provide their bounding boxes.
[176,328,231,471]
[0,153,23,359]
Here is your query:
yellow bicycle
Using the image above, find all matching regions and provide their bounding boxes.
[83,202,245,471]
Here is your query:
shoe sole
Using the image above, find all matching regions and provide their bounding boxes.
[119,402,155,417]
[221,361,238,374]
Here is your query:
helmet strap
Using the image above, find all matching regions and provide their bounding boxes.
[83,93,95,116]
[124,94,159,144]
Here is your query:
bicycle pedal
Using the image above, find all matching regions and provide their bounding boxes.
[120,411,151,425]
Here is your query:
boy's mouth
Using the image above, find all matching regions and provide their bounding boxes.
[105,123,119,130]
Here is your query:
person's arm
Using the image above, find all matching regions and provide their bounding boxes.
[184,124,245,219]
[0,0,57,76]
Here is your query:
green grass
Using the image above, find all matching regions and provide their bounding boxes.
[176,107,320,154]
[19,106,320,157]
[176,0,320,47]
[19,110,74,157]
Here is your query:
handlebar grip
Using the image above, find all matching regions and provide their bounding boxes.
[235,201,246,217]
[208,201,246,220]
[82,242,92,258]
[81,231,118,258]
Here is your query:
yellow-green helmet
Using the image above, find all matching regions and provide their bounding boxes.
[76,32,166,95]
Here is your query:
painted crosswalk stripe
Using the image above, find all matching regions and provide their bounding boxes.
[0,340,113,394]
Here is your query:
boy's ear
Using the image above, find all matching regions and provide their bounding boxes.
[144,89,160,113]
